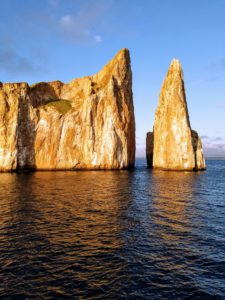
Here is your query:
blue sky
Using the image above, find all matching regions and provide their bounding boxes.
[0,0,225,157]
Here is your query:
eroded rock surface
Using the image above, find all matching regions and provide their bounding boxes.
[147,59,205,171]
[0,48,135,171]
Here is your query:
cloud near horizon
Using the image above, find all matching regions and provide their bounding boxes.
[201,135,225,157]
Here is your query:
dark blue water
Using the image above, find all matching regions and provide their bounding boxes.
[0,159,225,299]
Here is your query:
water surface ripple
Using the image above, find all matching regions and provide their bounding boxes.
[0,159,225,299]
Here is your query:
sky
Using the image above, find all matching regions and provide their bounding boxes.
[0,0,225,157]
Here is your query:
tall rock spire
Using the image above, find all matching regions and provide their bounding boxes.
[146,59,206,171]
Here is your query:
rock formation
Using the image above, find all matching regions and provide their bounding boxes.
[0,48,135,171]
[146,59,205,171]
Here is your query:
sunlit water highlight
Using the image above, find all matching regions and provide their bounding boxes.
[0,159,225,299]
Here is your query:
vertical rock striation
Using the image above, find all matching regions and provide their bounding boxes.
[0,48,135,171]
[147,59,206,171]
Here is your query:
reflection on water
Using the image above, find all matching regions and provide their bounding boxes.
[0,159,225,299]
[151,171,197,241]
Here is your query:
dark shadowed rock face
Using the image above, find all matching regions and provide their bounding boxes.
[147,59,206,171]
[146,132,154,168]
[191,130,206,170]
[0,49,135,171]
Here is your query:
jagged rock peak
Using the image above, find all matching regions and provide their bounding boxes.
[146,59,206,171]
[170,58,182,69]
[165,59,183,80]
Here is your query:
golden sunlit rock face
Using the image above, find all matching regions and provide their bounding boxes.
[147,59,206,171]
[0,49,135,171]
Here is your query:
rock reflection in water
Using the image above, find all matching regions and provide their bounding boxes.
[0,171,136,298]
[151,170,196,238]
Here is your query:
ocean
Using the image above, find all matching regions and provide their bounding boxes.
[0,159,224,299]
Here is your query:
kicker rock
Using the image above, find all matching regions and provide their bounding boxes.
[146,59,205,171]
[0,48,135,171]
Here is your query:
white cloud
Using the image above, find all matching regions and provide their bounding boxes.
[47,0,113,44]
[60,14,73,28]
[58,11,103,43]
[94,35,102,43]
[58,13,93,41]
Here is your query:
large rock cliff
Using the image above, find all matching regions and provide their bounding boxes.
[146,59,205,171]
[0,48,135,171]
